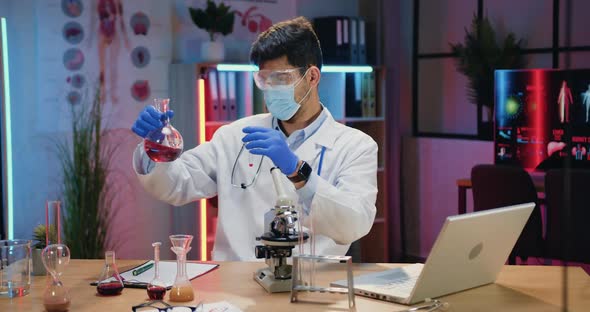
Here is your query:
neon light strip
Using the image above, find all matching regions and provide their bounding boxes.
[533,70,546,168]
[217,64,257,72]
[1,18,13,239]
[198,78,207,261]
[321,65,373,73]
[216,64,374,73]
[496,70,506,128]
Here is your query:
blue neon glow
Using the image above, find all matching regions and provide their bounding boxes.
[1,18,13,239]
[216,64,374,73]
[496,70,507,128]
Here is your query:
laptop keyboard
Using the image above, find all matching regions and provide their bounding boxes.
[374,263,423,298]
[331,263,424,301]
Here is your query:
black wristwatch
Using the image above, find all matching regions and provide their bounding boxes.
[288,161,312,183]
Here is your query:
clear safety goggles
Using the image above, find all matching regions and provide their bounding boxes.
[253,67,306,90]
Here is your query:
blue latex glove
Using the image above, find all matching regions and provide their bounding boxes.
[242,126,299,175]
[131,106,174,138]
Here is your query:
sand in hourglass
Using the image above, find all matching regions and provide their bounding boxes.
[169,285,195,302]
[44,299,70,312]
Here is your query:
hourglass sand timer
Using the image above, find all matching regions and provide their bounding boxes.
[169,235,195,302]
[41,244,71,312]
[144,98,184,162]
[147,242,167,300]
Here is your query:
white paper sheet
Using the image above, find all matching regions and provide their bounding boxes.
[119,260,218,287]
[201,301,243,312]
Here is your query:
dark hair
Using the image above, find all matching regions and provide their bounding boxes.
[250,16,323,72]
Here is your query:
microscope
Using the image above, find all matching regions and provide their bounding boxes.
[253,167,309,293]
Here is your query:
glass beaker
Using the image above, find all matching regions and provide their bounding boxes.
[42,244,70,312]
[147,242,166,300]
[96,251,124,296]
[144,98,184,162]
[169,234,194,302]
[0,240,31,298]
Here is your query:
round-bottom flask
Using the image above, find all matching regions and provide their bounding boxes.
[144,98,183,162]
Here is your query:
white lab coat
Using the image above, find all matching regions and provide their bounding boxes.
[133,109,378,261]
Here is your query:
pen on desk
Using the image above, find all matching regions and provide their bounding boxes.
[132,263,154,276]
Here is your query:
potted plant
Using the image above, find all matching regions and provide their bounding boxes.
[450,14,527,140]
[56,88,115,259]
[31,224,57,275]
[189,0,235,62]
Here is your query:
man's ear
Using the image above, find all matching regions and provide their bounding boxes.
[308,66,321,88]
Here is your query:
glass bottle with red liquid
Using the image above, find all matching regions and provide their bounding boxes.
[144,98,184,162]
[96,251,124,296]
[147,242,167,300]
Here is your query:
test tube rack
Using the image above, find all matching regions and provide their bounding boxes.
[290,254,356,311]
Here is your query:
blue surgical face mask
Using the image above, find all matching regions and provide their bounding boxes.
[263,69,312,121]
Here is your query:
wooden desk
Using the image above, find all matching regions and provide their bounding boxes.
[1,260,588,311]
[456,176,545,215]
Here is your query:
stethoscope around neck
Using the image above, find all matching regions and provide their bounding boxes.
[230,144,327,189]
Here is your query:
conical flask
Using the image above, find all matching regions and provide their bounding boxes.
[144,98,184,162]
[169,235,195,302]
[96,251,124,296]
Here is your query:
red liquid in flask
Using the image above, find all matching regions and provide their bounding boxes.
[147,285,167,300]
[144,140,182,162]
[97,283,124,296]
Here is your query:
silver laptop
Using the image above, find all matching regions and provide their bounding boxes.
[331,203,535,305]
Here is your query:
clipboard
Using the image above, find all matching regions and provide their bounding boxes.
[90,260,219,289]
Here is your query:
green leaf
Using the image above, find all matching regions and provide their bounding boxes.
[55,87,120,259]
[219,11,235,36]
[448,13,527,108]
[188,0,235,39]
[32,224,58,249]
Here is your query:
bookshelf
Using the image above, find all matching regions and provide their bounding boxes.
[169,63,388,262]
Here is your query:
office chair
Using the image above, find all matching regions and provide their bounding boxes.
[471,164,544,264]
[544,169,590,263]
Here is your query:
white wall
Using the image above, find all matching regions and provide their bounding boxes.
[402,137,493,258]
[0,0,178,260]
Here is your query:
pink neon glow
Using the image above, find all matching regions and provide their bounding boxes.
[532,70,546,168]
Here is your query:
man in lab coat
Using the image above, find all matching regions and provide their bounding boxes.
[131,17,378,261]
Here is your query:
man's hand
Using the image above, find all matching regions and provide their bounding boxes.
[242,126,299,175]
[131,106,174,138]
